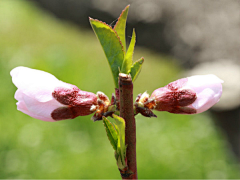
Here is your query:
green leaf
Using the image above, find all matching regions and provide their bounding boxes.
[103,114,126,170]
[113,114,125,150]
[103,117,118,151]
[121,29,136,74]
[113,5,130,52]
[129,57,144,82]
[117,156,126,170]
[112,114,126,169]
[102,115,126,170]
[90,18,124,88]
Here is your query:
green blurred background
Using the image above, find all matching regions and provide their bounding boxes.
[0,0,239,179]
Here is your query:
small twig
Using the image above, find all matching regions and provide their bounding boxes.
[118,73,138,179]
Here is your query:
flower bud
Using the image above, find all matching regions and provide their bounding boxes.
[11,66,97,121]
[52,87,98,120]
[150,74,223,114]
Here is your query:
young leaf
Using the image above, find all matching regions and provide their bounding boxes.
[129,57,144,82]
[112,114,126,169]
[112,114,125,148]
[103,117,118,151]
[103,115,126,170]
[114,5,130,52]
[117,155,126,170]
[121,29,136,74]
[90,18,124,88]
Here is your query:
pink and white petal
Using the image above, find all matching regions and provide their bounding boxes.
[14,89,23,101]
[11,66,72,102]
[17,101,55,122]
[185,74,224,92]
[27,80,73,102]
[11,66,58,88]
[191,87,221,114]
[22,94,66,121]
[16,101,30,114]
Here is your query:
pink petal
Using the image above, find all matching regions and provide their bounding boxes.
[11,66,71,102]
[184,74,224,93]
[21,94,66,121]
[16,101,55,122]
[191,85,222,114]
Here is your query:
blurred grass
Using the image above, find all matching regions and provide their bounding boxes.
[0,0,239,179]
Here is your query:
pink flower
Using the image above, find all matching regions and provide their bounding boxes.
[11,66,97,122]
[150,74,223,114]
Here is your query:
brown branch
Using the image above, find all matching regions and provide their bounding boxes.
[118,73,138,179]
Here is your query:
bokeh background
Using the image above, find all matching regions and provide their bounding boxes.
[1,0,240,179]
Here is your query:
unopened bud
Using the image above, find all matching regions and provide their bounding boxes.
[52,88,98,120]
[10,66,98,121]
[151,74,223,114]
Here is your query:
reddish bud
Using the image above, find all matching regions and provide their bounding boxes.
[150,74,223,114]
[52,87,98,120]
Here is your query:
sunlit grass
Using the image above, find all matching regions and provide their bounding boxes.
[0,0,239,179]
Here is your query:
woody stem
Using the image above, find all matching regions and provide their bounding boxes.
[118,73,138,179]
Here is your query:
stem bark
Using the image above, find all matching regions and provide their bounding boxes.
[118,73,137,179]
